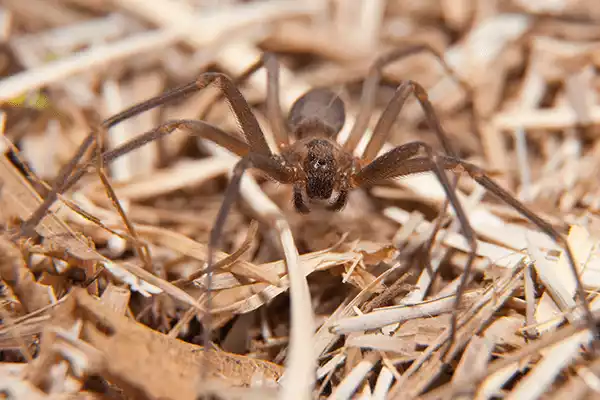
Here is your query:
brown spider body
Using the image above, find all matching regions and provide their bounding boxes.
[277,89,359,213]
[281,135,357,213]
[20,47,596,373]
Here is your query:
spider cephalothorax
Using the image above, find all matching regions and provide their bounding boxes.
[279,88,355,213]
[283,135,355,213]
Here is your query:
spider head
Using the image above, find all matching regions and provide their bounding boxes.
[303,139,337,200]
[286,88,350,213]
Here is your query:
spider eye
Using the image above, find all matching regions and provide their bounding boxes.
[313,159,330,170]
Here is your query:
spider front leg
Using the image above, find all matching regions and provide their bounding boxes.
[204,152,295,349]
[353,142,477,359]
[354,148,598,355]
[343,43,473,158]
[19,72,272,238]
[349,68,469,312]
[346,46,473,268]
[15,118,252,245]
[348,58,480,356]
[199,52,290,149]
[437,156,596,333]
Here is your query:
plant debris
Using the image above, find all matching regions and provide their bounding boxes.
[2,1,600,399]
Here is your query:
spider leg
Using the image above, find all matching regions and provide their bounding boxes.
[352,141,426,184]
[439,156,596,336]
[89,120,250,270]
[293,184,310,214]
[18,79,209,237]
[102,119,251,160]
[199,53,289,150]
[19,72,270,238]
[354,142,477,360]
[362,80,457,164]
[28,120,250,214]
[344,44,472,156]
[356,152,598,352]
[350,57,468,286]
[205,153,295,351]
[18,133,95,238]
[198,58,263,121]
[353,61,478,356]
[107,98,280,366]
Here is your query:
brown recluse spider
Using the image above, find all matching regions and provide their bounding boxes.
[17,45,597,362]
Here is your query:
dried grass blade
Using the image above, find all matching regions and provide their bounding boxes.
[0,150,206,312]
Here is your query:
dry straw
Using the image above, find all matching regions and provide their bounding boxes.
[2,1,600,399]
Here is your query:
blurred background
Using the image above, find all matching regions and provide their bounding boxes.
[3,0,600,226]
[2,1,600,399]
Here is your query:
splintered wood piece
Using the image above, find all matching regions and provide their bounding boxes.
[32,288,283,400]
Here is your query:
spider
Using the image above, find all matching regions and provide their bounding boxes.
[17,45,596,356]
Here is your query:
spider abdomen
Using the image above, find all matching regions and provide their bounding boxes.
[288,88,346,137]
